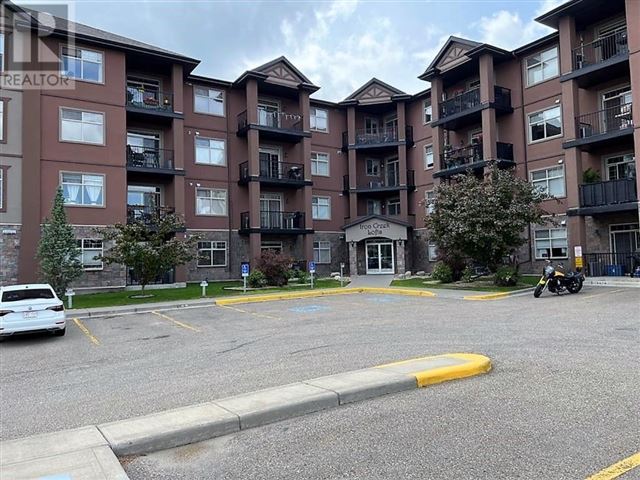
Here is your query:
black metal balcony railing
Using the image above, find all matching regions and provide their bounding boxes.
[237,109,304,132]
[583,252,638,277]
[576,102,633,139]
[579,178,638,208]
[439,86,511,119]
[440,142,514,170]
[240,211,306,231]
[126,86,173,112]
[126,205,175,225]
[239,161,304,183]
[572,29,628,71]
[126,145,174,170]
[342,125,413,148]
[343,170,415,191]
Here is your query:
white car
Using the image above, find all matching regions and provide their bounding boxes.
[0,284,66,338]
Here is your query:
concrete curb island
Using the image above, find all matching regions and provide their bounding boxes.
[0,353,491,479]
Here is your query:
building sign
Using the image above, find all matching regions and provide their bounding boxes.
[344,217,408,243]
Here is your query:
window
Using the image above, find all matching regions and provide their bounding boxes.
[310,107,328,132]
[195,137,226,166]
[311,152,329,176]
[387,198,400,216]
[428,241,438,261]
[365,117,378,134]
[261,241,282,253]
[194,87,224,116]
[424,145,434,169]
[367,199,381,215]
[0,168,4,210]
[0,100,4,142]
[313,241,331,264]
[366,158,380,176]
[423,100,432,124]
[61,46,103,83]
[196,188,227,216]
[76,239,103,270]
[468,78,481,90]
[534,227,568,259]
[605,153,636,180]
[60,108,104,144]
[312,196,331,220]
[197,241,227,267]
[425,190,435,215]
[528,106,562,143]
[61,173,104,206]
[0,33,4,71]
[526,47,558,86]
[531,166,565,197]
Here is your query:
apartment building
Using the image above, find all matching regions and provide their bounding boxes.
[0,0,638,289]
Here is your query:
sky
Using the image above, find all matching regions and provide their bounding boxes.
[20,0,566,101]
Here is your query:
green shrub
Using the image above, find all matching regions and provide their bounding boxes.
[257,250,293,286]
[432,262,453,283]
[247,270,267,288]
[461,266,474,283]
[296,270,311,284]
[494,265,519,286]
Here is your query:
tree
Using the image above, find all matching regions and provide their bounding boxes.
[425,165,550,280]
[98,213,198,296]
[37,188,83,297]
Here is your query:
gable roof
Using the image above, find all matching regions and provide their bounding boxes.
[344,77,406,103]
[233,56,319,92]
[342,214,412,230]
[419,36,481,80]
[252,56,313,84]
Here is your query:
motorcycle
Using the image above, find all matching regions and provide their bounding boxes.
[534,261,584,298]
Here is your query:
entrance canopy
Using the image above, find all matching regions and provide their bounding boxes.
[343,215,409,243]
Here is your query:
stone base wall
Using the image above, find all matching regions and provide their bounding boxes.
[0,225,21,286]
[410,229,436,274]
[71,226,127,290]
[585,212,639,253]
[185,230,240,282]
[312,232,347,277]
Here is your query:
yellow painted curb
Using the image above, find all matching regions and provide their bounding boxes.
[463,291,511,301]
[376,353,491,388]
[215,287,436,306]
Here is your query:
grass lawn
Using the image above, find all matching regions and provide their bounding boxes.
[71,279,344,310]
[391,275,540,292]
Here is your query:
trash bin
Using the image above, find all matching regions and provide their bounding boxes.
[606,264,624,276]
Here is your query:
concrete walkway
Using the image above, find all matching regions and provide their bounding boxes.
[348,274,394,288]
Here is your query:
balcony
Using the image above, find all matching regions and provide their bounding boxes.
[583,252,638,277]
[239,211,312,235]
[125,85,180,119]
[563,29,629,88]
[236,109,310,143]
[126,205,176,226]
[563,103,633,150]
[126,146,183,176]
[341,126,414,151]
[568,179,638,216]
[238,161,310,188]
[433,86,512,130]
[434,142,514,178]
[343,170,416,194]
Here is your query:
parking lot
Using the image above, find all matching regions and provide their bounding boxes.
[1,286,639,479]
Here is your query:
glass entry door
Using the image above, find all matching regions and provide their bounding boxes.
[259,147,281,179]
[260,193,282,229]
[385,158,399,187]
[366,241,394,274]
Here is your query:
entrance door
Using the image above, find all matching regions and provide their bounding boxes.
[258,99,280,128]
[610,223,640,272]
[385,158,399,187]
[366,241,394,274]
[259,146,281,180]
[260,193,282,229]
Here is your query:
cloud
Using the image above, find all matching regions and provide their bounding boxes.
[474,0,561,50]
[243,0,419,101]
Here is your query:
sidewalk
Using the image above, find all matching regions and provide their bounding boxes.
[0,353,490,479]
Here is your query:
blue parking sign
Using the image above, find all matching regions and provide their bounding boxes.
[308,261,316,273]
[241,262,250,277]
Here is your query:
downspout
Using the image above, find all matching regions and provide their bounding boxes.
[519,60,533,268]
[226,87,233,279]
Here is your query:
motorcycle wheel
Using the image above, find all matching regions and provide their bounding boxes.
[534,284,544,298]
[567,279,583,294]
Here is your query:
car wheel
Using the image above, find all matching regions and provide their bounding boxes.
[53,327,66,337]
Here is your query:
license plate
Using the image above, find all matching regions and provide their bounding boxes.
[23,311,38,319]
